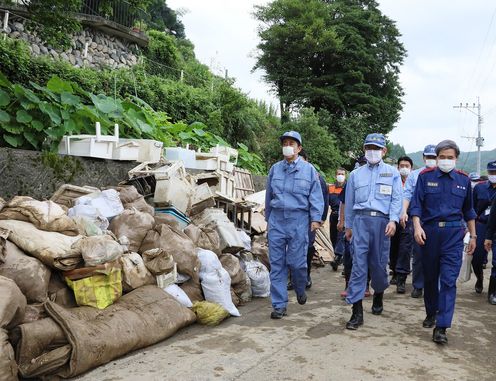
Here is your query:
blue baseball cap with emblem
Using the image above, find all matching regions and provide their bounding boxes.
[423,144,437,157]
[279,131,302,145]
[364,133,386,148]
[487,160,496,171]
[469,172,480,181]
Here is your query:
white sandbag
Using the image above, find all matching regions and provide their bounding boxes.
[164,284,193,308]
[245,260,270,298]
[75,189,124,219]
[197,249,240,317]
[458,232,472,283]
[72,235,124,267]
[237,229,252,251]
[68,204,109,231]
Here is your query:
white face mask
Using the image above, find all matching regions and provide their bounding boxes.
[282,146,295,157]
[488,175,496,184]
[365,150,383,164]
[425,159,437,168]
[336,175,346,183]
[399,167,411,177]
[438,159,456,173]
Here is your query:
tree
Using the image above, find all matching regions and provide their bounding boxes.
[147,0,186,38]
[386,142,406,161]
[254,0,406,155]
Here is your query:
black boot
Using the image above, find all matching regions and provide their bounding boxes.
[488,277,496,305]
[346,300,364,330]
[371,292,384,315]
[423,314,436,328]
[390,273,397,285]
[432,327,448,344]
[475,271,484,294]
[396,274,407,294]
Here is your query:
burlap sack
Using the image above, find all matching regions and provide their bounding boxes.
[140,224,200,282]
[0,241,51,303]
[179,278,204,303]
[0,329,17,381]
[0,220,82,271]
[251,234,270,271]
[21,304,47,324]
[0,275,27,330]
[71,235,123,267]
[45,285,196,378]
[0,196,78,236]
[10,317,69,379]
[142,248,175,276]
[47,274,77,309]
[184,223,221,254]
[154,213,182,230]
[119,253,156,292]
[109,209,155,252]
[219,254,252,304]
[114,186,155,215]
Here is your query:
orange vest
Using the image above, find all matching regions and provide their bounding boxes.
[328,184,343,195]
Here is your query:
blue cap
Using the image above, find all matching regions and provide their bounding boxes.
[280,131,302,145]
[469,172,480,181]
[364,133,386,148]
[423,144,437,157]
[487,160,496,171]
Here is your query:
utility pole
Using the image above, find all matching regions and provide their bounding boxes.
[453,97,484,175]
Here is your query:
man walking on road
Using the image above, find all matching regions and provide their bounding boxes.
[344,133,402,330]
[265,131,324,319]
[410,140,476,344]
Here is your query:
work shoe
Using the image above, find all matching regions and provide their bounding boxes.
[270,308,287,319]
[475,274,484,294]
[432,327,448,344]
[411,288,423,298]
[396,274,406,294]
[371,292,384,315]
[423,315,436,328]
[297,293,307,305]
[488,277,496,305]
[287,281,294,291]
[346,300,364,330]
[389,275,397,285]
[306,276,312,290]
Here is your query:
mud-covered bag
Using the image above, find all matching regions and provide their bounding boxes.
[109,209,154,252]
[142,248,175,276]
[72,235,123,267]
[119,253,155,291]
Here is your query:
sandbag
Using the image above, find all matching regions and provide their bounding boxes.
[163,284,193,308]
[75,189,124,219]
[198,249,240,317]
[220,254,252,304]
[251,234,270,271]
[119,253,156,292]
[184,223,221,254]
[68,205,109,232]
[0,197,5,213]
[21,304,47,324]
[142,248,175,276]
[154,213,182,230]
[245,260,270,298]
[71,216,103,236]
[109,209,155,252]
[0,241,51,303]
[48,274,77,309]
[114,185,155,215]
[0,329,17,381]
[237,229,252,251]
[140,224,200,282]
[72,235,123,267]
[0,227,8,263]
[0,196,78,236]
[45,285,196,378]
[0,220,82,271]
[11,317,69,378]
[179,278,204,303]
[0,276,27,329]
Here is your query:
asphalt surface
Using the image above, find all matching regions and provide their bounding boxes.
[74,263,496,381]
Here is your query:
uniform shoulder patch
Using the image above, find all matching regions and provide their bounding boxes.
[455,169,468,177]
[420,167,436,175]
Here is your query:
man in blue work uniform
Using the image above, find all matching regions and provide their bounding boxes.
[410,140,476,344]
[265,131,324,319]
[401,144,437,298]
[485,193,496,304]
[344,133,402,330]
[473,160,496,295]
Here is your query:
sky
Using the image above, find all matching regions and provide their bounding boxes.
[167,0,496,154]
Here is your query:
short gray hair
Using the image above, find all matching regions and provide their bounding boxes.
[435,139,460,157]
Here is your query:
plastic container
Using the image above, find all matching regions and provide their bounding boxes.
[165,147,197,168]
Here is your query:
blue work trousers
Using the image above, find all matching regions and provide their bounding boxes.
[412,240,424,289]
[268,211,310,309]
[490,239,496,278]
[422,225,464,328]
[472,222,489,276]
[346,214,390,304]
[390,220,414,275]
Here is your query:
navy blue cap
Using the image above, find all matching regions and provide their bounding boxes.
[423,144,436,157]
[280,131,302,145]
[469,172,480,181]
[364,133,386,148]
[487,160,496,171]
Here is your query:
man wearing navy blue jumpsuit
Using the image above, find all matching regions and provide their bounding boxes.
[344,133,402,330]
[401,144,438,298]
[474,160,496,299]
[265,131,324,319]
[485,194,496,304]
[410,140,476,344]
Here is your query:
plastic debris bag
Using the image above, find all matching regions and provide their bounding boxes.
[72,235,124,267]
[164,284,193,308]
[458,232,472,283]
[244,260,271,298]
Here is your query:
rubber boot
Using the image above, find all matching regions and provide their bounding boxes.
[475,271,484,294]
[346,300,364,330]
[371,292,384,315]
[396,274,407,294]
[488,277,496,305]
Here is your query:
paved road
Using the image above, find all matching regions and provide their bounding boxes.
[75,265,496,381]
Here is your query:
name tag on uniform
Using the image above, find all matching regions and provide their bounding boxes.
[486,208,491,216]
[427,182,438,187]
[379,185,392,195]
[380,173,393,177]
